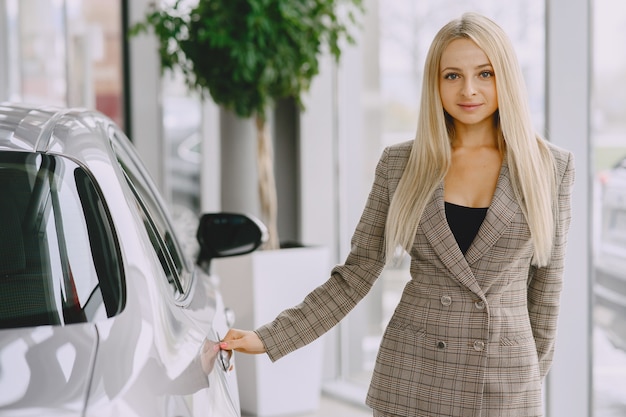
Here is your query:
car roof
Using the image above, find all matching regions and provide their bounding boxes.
[0,102,114,161]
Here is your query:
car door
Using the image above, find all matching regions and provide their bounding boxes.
[106,127,240,416]
[0,151,124,416]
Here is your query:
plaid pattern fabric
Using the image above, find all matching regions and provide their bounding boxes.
[256,140,575,417]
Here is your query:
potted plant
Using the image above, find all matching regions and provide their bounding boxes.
[130,0,363,250]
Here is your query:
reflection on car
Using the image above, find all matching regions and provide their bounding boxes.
[0,102,266,416]
[595,155,626,352]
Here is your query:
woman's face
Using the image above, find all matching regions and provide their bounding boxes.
[438,38,498,131]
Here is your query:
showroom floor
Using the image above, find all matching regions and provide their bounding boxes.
[241,395,371,417]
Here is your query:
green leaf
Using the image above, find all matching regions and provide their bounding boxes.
[128,0,364,118]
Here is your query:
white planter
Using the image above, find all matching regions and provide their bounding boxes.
[215,246,329,417]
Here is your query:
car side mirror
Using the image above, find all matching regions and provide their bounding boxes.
[196,213,267,268]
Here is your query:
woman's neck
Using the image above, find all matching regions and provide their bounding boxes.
[451,121,498,149]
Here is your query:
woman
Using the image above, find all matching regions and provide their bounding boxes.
[220,12,574,417]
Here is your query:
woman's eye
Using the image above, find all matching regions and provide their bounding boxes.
[480,71,494,78]
[444,73,459,80]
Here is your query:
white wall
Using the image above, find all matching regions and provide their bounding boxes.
[299,53,340,258]
[545,0,592,416]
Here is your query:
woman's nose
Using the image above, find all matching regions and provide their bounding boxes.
[461,79,477,96]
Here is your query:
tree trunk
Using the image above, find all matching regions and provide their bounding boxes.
[256,114,280,250]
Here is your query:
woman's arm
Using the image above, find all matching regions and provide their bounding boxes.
[222,146,395,361]
[527,150,575,379]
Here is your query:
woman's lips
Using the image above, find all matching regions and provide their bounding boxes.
[458,103,482,110]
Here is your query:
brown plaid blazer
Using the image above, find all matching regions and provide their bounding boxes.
[256,140,575,417]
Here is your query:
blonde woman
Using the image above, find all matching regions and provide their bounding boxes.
[221,12,574,417]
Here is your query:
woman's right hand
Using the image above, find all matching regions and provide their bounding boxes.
[218,328,266,354]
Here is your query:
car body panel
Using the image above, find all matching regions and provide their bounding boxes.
[0,324,98,415]
[0,103,241,416]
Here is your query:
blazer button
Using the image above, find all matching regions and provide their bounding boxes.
[474,300,486,310]
[437,341,447,349]
[440,295,452,306]
[473,340,485,351]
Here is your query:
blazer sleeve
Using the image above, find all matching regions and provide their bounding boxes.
[255,146,392,362]
[527,149,575,379]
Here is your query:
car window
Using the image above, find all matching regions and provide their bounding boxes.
[124,174,184,296]
[109,128,192,299]
[0,152,125,329]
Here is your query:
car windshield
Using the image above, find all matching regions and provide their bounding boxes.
[0,152,124,329]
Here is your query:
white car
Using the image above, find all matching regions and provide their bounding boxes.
[0,102,265,416]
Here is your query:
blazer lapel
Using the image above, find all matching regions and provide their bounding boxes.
[464,159,519,265]
[420,183,483,296]
[419,159,518,294]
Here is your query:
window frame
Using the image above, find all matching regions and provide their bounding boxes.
[109,127,194,303]
[0,151,125,328]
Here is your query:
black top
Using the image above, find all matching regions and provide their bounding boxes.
[444,202,488,255]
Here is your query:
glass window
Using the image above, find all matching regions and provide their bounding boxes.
[162,70,202,215]
[10,0,67,105]
[0,152,125,328]
[1,0,125,129]
[592,1,626,415]
[66,0,125,128]
[111,129,192,299]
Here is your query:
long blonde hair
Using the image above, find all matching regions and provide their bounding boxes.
[384,12,557,267]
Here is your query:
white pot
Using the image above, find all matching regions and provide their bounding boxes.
[215,246,329,417]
